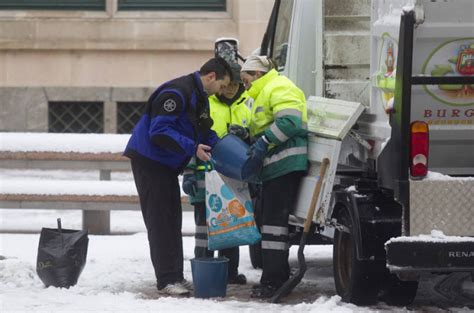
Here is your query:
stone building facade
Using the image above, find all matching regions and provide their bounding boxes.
[0,0,273,133]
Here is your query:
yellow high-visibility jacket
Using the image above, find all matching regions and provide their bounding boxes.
[247,69,308,181]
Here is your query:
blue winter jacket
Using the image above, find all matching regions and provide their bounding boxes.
[124,72,219,172]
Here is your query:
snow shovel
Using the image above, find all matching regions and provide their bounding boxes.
[271,158,330,303]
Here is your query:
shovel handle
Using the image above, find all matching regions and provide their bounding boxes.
[303,158,330,233]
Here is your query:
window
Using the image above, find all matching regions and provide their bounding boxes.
[260,2,279,57]
[117,102,146,134]
[0,0,105,10]
[118,0,226,11]
[259,0,294,70]
[271,0,293,70]
[49,102,104,133]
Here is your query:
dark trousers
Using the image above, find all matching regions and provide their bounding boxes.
[131,158,184,289]
[193,202,240,278]
[260,171,303,287]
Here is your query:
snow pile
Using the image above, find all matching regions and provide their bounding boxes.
[0,258,43,289]
[344,185,366,198]
[0,132,130,153]
[402,4,415,14]
[425,171,474,181]
[1,179,137,196]
[386,230,474,244]
[373,0,416,27]
[345,185,356,192]
[1,168,132,181]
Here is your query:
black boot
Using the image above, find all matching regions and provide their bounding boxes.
[250,284,278,299]
[228,273,247,285]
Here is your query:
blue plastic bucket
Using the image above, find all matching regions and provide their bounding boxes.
[211,134,259,182]
[190,257,228,298]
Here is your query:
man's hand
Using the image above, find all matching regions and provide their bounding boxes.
[228,124,249,140]
[182,174,197,197]
[196,144,212,162]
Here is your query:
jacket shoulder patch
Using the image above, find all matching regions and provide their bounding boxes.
[163,98,177,112]
[151,92,183,117]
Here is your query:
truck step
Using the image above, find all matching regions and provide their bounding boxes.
[386,238,474,273]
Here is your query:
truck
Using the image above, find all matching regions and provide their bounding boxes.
[215,0,474,306]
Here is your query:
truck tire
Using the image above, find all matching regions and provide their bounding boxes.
[380,273,418,306]
[333,209,379,305]
[249,242,263,269]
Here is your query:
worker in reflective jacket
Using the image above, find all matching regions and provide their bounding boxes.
[240,55,308,299]
[124,57,232,296]
[182,62,251,285]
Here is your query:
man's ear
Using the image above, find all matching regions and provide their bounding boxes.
[206,72,216,82]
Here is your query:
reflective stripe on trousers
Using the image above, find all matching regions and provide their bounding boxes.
[195,225,208,248]
[261,225,289,251]
[259,171,303,287]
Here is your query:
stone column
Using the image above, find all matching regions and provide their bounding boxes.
[106,0,117,17]
[104,100,117,134]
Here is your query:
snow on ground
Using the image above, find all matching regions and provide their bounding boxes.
[1,169,474,312]
[2,228,473,312]
[0,233,362,313]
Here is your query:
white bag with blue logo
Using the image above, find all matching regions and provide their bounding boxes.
[205,170,261,250]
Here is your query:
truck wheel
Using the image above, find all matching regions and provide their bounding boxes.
[333,210,379,305]
[249,242,262,269]
[380,274,418,306]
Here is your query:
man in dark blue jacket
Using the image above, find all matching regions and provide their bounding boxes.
[124,57,232,296]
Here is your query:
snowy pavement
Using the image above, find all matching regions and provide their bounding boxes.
[1,225,474,312]
[0,232,361,313]
[1,169,474,312]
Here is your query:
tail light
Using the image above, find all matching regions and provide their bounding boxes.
[410,121,429,178]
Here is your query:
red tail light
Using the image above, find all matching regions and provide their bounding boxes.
[410,121,429,178]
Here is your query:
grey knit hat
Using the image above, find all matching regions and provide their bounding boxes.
[241,55,273,73]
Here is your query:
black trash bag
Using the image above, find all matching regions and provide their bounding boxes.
[36,218,89,288]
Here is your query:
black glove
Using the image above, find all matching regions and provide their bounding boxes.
[228,124,249,140]
[248,136,269,160]
[245,136,269,174]
[182,174,197,197]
